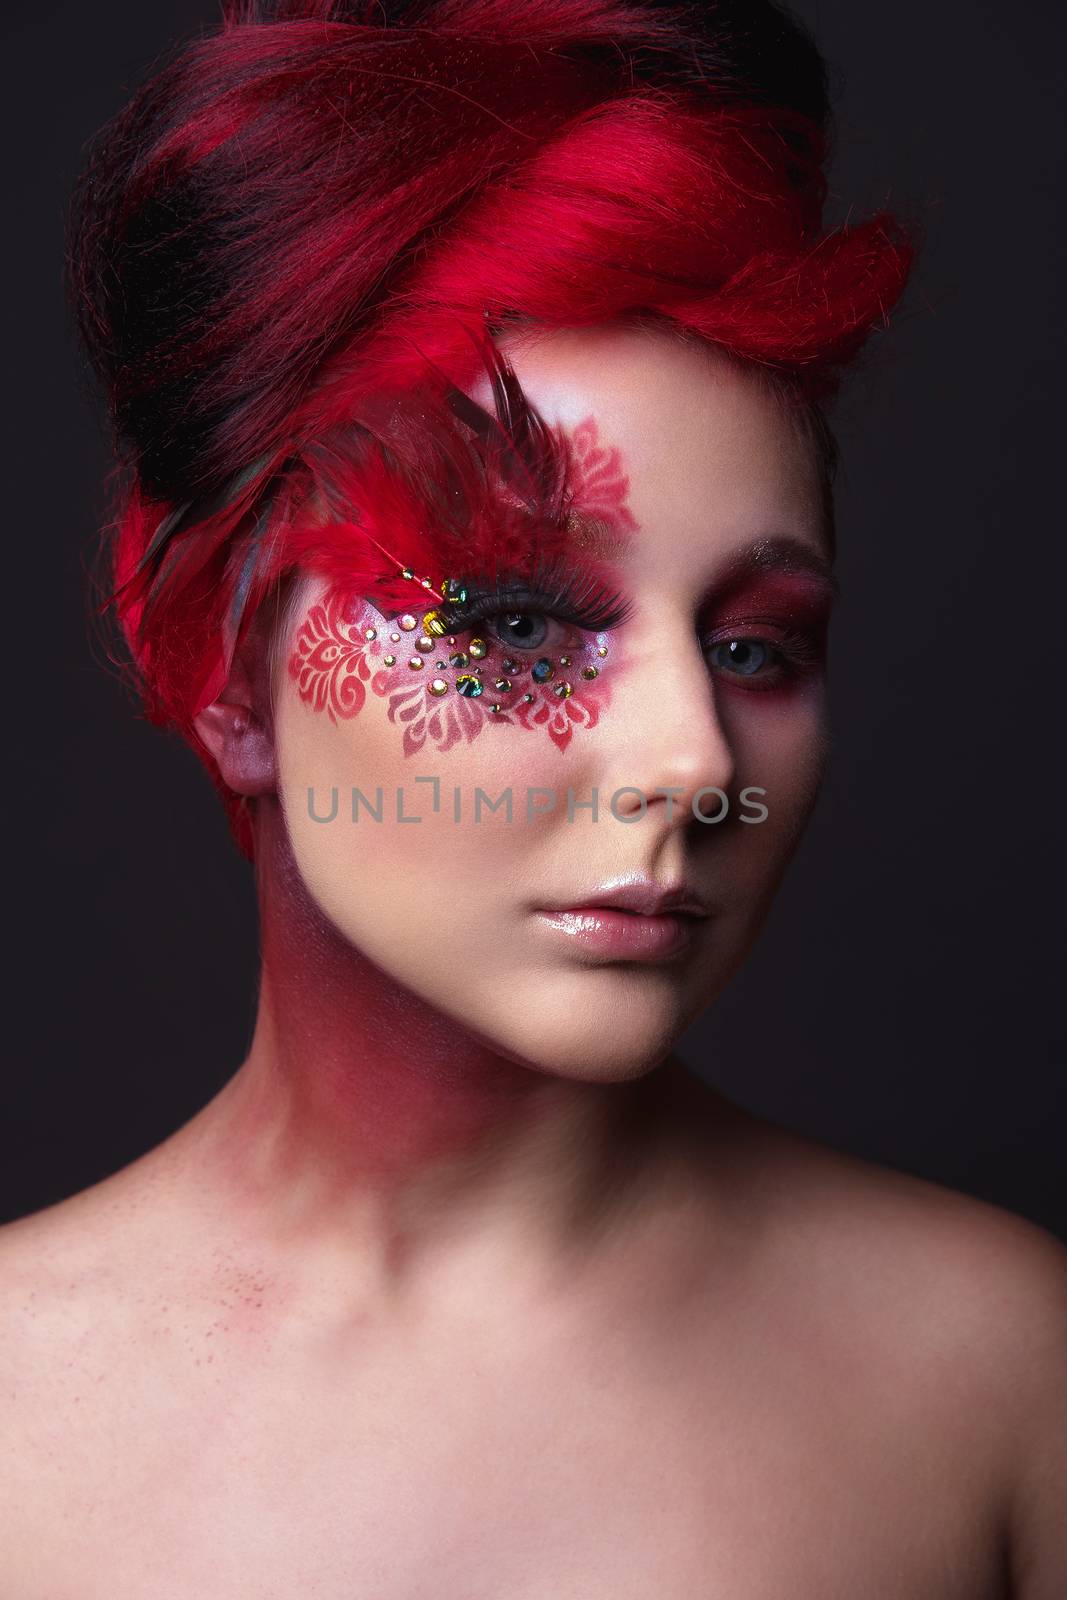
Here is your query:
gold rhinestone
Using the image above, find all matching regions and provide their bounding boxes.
[416,635,435,653]
[422,610,448,637]
[488,703,502,713]
[493,676,512,692]
[468,637,488,659]
[427,678,448,696]
[401,568,414,580]
[399,614,418,631]
[421,578,433,588]
[596,645,608,657]
[581,665,598,680]
[364,628,377,641]
[383,653,397,666]
[553,680,573,699]
[408,656,424,671]
[389,632,401,643]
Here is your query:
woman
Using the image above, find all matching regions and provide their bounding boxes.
[2,0,1064,1591]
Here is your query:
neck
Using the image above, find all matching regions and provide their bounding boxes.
[178,799,706,1305]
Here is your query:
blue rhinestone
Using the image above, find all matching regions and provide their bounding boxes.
[531,657,554,683]
[456,674,483,698]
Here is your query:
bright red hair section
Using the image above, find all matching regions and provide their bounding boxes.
[68,0,917,857]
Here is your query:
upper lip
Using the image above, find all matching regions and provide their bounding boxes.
[537,878,711,919]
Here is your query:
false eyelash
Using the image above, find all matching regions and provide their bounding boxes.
[435,556,633,637]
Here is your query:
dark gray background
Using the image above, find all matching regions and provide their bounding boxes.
[4,2,1064,1234]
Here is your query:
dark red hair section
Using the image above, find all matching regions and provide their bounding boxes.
[67,0,918,857]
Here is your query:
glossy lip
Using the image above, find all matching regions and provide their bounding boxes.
[536,876,712,920]
[532,876,711,964]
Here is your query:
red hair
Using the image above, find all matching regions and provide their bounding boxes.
[68,0,917,858]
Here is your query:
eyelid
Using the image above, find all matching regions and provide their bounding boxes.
[437,565,632,635]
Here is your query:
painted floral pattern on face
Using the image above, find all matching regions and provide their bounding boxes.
[286,414,635,754]
[566,415,641,538]
[287,586,613,756]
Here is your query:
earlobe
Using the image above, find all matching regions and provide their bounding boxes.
[193,699,277,796]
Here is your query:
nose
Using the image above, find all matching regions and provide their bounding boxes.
[600,622,737,827]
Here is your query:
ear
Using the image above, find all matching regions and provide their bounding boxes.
[192,627,278,798]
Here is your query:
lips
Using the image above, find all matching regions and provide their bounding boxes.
[532,877,711,962]
[538,877,711,920]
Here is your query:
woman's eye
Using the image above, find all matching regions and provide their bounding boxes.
[707,638,774,677]
[485,610,553,650]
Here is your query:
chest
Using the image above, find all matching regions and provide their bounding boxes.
[6,1326,1003,1599]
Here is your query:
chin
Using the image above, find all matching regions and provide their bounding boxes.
[464,968,703,1084]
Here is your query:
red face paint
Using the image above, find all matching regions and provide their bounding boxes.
[287,414,634,750]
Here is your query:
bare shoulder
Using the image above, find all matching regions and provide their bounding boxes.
[710,1101,1067,1368]
[0,1153,187,1409]
[710,1101,1067,1591]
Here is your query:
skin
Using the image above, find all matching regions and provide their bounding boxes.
[1,321,1064,1596]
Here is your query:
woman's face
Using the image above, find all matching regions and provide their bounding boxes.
[270,322,835,1080]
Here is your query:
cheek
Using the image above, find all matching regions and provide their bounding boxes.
[718,679,828,861]
[273,587,616,958]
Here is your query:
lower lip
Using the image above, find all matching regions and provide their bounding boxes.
[533,907,704,962]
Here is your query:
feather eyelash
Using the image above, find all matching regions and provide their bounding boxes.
[113,326,613,713]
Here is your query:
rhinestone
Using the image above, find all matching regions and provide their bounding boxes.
[389,632,401,643]
[501,656,519,673]
[456,674,483,698]
[427,678,449,696]
[558,654,570,666]
[364,628,377,641]
[596,645,608,657]
[493,676,512,692]
[383,654,397,666]
[581,666,598,680]
[420,578,433,588]
[399,614,418,631]
[468,637,488,660]
[416,635,435,653]
[401,567,414,580]
[522,692,534,702]
[531,657,554,683]
[435,660,446,669]
[488,703,503,714]
[407,656,424,671]
[422,610,448,637]
[449,651,469,668]
[553,680,573,699]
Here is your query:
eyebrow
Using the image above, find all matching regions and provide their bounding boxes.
[710,535,840,600]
